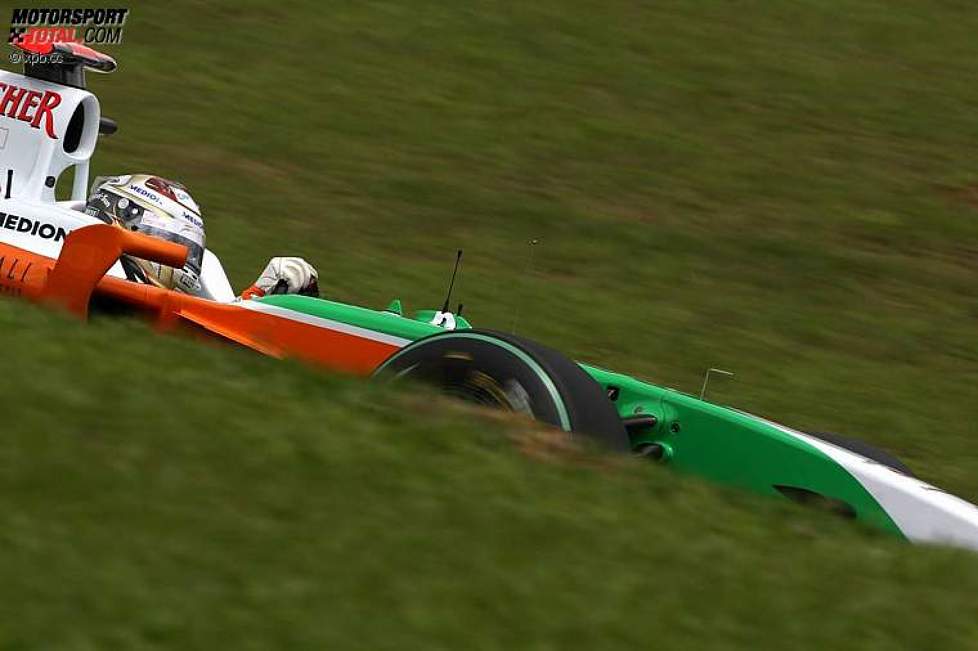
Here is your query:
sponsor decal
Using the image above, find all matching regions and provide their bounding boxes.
[0,211,68,242]
[8,7,129,48]
[173,188,193,204]
[0,255,33,296]
[0,82,61,139]
[145,176,200,216]
[180,210,204,229]
[128,183,166,208]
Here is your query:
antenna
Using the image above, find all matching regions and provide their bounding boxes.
[699,368,734,401]
[441,249,463,314]
[510,238,539,333]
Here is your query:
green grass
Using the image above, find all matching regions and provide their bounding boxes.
[4,0,978,647]
[3,301,978,650]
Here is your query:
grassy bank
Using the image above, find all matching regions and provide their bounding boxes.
[2,302,978,649]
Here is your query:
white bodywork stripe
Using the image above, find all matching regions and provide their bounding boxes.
[237,299,412,348]
[754,415,978,551]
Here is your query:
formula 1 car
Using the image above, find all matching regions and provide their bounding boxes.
[2,40,978,551]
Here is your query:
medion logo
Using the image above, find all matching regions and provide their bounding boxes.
[0,83,61,139]
[0,212,68,242]
[128,183,164,206]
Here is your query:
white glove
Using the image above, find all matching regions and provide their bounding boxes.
[252,257,319,295]
[429,310,457,330]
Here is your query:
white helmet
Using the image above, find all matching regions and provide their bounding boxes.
[85,174,205,293]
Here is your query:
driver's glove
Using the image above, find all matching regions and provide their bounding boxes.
[241,257,319,299]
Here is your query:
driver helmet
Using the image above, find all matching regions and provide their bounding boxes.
[85,174,205,293]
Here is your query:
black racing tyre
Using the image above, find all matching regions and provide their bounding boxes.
[806,431,915,477]
[374,330,629,452]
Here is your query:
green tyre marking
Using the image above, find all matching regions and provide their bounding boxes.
[375,331,573,432]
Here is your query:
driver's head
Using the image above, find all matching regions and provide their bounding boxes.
[85,174,205,293]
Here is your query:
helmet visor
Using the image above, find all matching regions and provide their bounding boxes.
[137,212,206,275]
[84,189,147,228]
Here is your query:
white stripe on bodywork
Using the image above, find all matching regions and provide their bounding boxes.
[237,299,412,349]
[751,415,978,551]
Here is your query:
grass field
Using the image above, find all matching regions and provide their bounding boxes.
[4,0,978,648]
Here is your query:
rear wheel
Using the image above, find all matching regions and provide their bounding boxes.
[374,330,629,451]
[806,431,915,477]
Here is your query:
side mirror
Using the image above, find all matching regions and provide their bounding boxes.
[99,117,118,136]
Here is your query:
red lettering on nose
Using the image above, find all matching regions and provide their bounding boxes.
[0,84,61,139]
[16,91,42,122]
[32,91,61,139]
[0,85,27,118]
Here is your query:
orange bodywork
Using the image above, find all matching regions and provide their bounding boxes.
[0,224,397,375]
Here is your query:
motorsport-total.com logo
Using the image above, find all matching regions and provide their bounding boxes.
[8,7,129,54]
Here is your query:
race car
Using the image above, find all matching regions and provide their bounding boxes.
[3,40,978,551]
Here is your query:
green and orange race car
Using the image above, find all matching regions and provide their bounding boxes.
[3,40,978,552]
